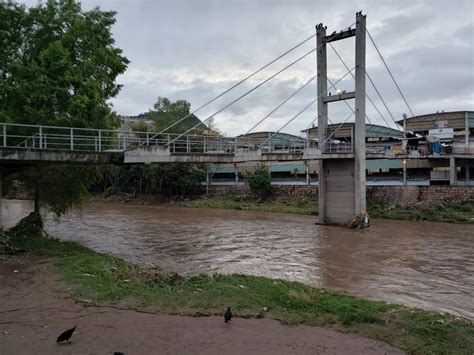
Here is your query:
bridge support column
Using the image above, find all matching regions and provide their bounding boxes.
[316,22,328,222]
[316,12,367,226]
[354,12,367,216]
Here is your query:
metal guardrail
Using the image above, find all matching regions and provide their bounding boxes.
[0,122,315,155]
[1,123,470,157]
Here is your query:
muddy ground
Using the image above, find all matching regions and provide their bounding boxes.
[0,256,404,355]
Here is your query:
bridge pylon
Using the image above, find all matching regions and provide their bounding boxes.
[316,12,367,225]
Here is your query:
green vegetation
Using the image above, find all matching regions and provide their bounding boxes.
[0,0,128,128]
[94,163,206,196]
[184,195,474,223]
[185,196,318,215]
[1,0,128,217]
[148,97,206,134]
[368,201,474,223]
[4,217,473,355]
[247,165,272,201]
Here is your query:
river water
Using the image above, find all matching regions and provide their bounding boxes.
[3,200,473,319]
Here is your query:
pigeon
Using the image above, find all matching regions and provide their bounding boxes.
[224,307,233,323]
[56,326,76,344]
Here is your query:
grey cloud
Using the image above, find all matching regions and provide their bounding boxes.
[19,0,474,136]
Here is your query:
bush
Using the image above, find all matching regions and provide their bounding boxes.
[248,165,272,201]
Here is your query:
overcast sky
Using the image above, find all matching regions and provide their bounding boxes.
[22,0,474,136]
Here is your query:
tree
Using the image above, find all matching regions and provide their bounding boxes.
[148,97,206,134]
[22,166,101,217]
[0,0,129,129]
[248,165,272,201]
[0,0,128,221]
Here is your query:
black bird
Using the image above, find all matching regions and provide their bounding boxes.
[224,307,233,323]
[56,326,76,344]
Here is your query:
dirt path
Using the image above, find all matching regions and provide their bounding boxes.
[0,256,404,355]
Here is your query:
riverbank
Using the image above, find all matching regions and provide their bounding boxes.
[0,256,404,355]
[2,217,473,354]
[183,196,474,223]
[96,194,474,223]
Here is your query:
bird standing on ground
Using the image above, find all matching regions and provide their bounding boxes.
[56,326,76,344]
[224,307,233,323]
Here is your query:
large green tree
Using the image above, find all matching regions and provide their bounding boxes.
[0,0,129,128]
[0,0,128,219]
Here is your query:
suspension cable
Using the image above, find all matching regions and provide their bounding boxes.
[319,111,355,147]
[152,34,316,138]
[328,42,400,131]
[366,29,416,118]
[161,23,357,143]
[245,75,317,135]
[166,47,317,146]
[261,67,355,147]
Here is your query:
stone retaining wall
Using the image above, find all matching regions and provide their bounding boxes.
[208,185,474,205]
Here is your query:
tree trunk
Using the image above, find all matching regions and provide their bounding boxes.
[34,184,40,213]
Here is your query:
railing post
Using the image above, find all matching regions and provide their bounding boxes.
[70,128,74,150]
[123,133,127,150]
[186,135,190,153]
[39,126,43,149]
[204,137,207,153]
[146,133,149,146]
[2,124,6,147]
[98,130,102,151]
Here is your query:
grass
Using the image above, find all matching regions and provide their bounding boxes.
[368,201,474,223]
[4,218,474,355]
[185,196,318,215]
[184,195,474,223]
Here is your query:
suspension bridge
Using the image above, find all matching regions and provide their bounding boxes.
[1,12,472,225]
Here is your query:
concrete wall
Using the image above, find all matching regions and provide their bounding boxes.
[208,185,474,205]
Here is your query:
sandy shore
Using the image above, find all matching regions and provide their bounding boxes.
[0,256,404,355]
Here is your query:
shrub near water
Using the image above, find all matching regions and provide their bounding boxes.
[247,164,272,201]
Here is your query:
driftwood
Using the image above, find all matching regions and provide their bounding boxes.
[345,213,370,229]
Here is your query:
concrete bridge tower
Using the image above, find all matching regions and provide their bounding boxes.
[317,12,367,224]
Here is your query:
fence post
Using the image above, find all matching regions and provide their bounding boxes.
[146,133,149,146]
[123,134,127,150]
[70,128,74,150]
[186,135,190,153]
[2,124,6,147]
[98,130,102,151]
[39,126,43,149]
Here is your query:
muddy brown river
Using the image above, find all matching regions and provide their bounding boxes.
[3,199,473,319]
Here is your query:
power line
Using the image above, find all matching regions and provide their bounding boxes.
[151,33,316,138]
[167,47,317,146]
[366,29,416,118]
[245,74,317,135]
